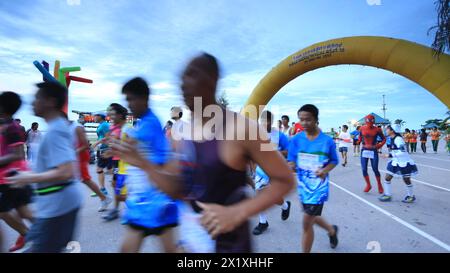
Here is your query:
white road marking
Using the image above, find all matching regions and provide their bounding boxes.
[414,163,450,172]
[330,181,450,252]
[411,154,450,163]
[355,163,450,192]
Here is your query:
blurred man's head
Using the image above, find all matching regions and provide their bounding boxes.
[33,82,67,118]
[94,114,106,123]
[170,106,183,120]
[0,92,22,118]
[260,110,274,132]
[281,115,290,127]
[77,115,86,125]
[122,77,150,118]
[108,103,128,125]
[298,104,319,133]
[181,53,220,111]
[31,122,39,130]
[342,125,348,132]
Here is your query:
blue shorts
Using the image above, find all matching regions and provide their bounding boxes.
[115,174,127,195]
[339,147,348,153]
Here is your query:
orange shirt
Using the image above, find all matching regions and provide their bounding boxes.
[409,133,418,143]
[431,131,441,141]
[403,133,411,143]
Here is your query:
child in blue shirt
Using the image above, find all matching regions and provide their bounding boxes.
[288,104,339,253]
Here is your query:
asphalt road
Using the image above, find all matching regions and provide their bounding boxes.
[2,142,449,253]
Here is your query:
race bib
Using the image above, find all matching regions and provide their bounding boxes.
[362,150,375,159]
[298,153,321,171]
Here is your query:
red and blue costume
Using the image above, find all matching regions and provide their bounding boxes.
[358,115,386,194]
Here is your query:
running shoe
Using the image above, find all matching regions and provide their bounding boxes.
[98,196,112,212]
[378,194,392,202]
[281,201,291,221]
[329,225,339,249]
[102,209,119,221]
[401,195,416,203]
[252,222,269,235]
[90,192,97,197]
[9,235,25,252]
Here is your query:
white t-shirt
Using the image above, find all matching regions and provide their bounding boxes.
[281,126,290,137]
[338,132,352,148]
[390,136,415,167]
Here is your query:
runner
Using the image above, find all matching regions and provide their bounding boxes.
[102,103,130,221]
[358,114,386,194]
[280,115,291,137]
[379,126,418,203]
[337,125,352,167]
[164,120,173,139]
[111,53,295,253]
[403,129,411,154]
[68,117,111,212]
[430,127,441,154]
[25,122,42,163]
[350,126,361,157]
[252,110,291,236]
[330,128,338,147]
[8,82,82,253]
[291,111,305,136]
[0,91,34,252]
[170,106,188,142]
[289,122,296,136]
[409,130,418,153]
[117,77,179,253]
[92,113,111,197]
[445,130,450,155]
[287,104,338,253]
[419,129,428,153]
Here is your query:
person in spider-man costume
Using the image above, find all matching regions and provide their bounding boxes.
[358,114,386,194]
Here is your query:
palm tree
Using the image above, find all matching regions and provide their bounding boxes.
[394,119,406,126]
[394,119,406,131]
[428,0,450,57]
[217,92,229,109]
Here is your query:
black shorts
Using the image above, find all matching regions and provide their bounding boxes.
[302,203,324,216]
[128,223,178,238]
[353,139,359,146]
[112,160,119,180]
[339,147,348,153]
[0,185,33,213]
[96,150,112,169]
[107,157,114,170]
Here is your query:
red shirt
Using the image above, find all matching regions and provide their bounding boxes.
[0,119,28,184]
[109,124,123,161]
[292,122,304,135]
[358,125,386,150]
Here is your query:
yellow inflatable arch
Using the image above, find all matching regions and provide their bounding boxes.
[241,36,450,118]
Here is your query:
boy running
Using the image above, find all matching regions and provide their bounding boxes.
[288,104,338,253]
[337,125,352,167]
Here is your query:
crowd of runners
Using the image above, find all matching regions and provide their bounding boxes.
[0,53,449,253]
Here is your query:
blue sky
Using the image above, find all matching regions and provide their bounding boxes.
[0,0,447,132]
